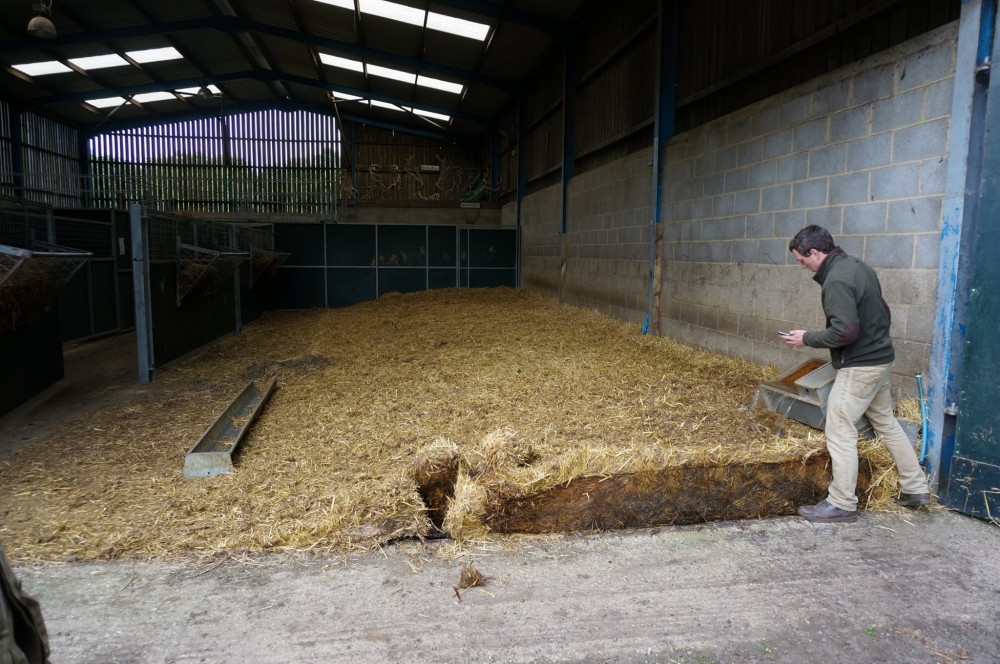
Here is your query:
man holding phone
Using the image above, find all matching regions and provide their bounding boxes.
[780,225,930,523]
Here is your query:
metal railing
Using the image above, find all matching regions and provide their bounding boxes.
[0,171,343,219]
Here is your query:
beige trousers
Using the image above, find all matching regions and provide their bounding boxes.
[823,362,929,511]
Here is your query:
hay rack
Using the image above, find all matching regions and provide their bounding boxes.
[176,239,247,305]
[249,245,290,288]
[0,241,91,332]
[184,377,277,478]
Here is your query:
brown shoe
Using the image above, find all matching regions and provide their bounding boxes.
[797,499,858,523]
[895,492,931,507]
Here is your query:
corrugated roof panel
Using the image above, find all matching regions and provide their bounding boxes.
[359,16,423,56]
[255,36,324,81]
[478,23,552,80]
[421,32,489,73]
[239,0,301,32]
[169,31,253,76]
[137,0,216,23]
[298,1,362,44]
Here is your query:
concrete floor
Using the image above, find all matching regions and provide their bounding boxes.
[0,331,151,454]
[10,509,1000,664]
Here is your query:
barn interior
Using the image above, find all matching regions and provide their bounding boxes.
[2,0,999,567]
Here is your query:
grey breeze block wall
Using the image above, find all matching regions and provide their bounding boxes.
[518,185,564,298]
[517,149,654,323]
[659,21,956,396]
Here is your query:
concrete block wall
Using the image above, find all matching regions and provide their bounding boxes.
[659,22,956,395]
[517,150,653,322]
[517,185,563,298]
[562,150,653,323]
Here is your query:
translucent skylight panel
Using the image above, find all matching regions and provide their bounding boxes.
[361,0,425,27]
[132,91,177,103]
[313,0,354,9]
[331,92,364,101]
[312,0,489,40]
[85,97,128,109]
[69,54,129,70]
[426,12,490,41]
[176,85,222,96]
[126,47,183,64]
[416,75,462,94]
[11,61,72,76]
[320,53,364,72]
[366,64,415,84]
[370,99,404,112]
[408,107,451,122]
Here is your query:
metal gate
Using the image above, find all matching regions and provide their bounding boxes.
[940,42,1000,522]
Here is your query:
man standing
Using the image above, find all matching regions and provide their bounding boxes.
[780,225,930,523]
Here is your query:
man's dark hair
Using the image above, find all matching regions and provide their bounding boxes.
[789,225,836,255]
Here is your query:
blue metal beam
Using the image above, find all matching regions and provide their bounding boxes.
[337,113,474,145]
[561,40,575,235]
[10,106,24,198]
[645,0,678,333]
[31,69,491,126]
[516,100,526,243]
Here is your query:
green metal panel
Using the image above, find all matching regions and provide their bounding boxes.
[378,267,426,296]
[428,226,458,267]
[0,307,63,417]
[327,224,376,267]
[326,267,376,307]
[276,223,517,308]
[278,266,326,309]
[378,225,427,267]
[275,223,324,266]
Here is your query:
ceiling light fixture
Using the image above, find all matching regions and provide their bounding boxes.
[27,0,57,39]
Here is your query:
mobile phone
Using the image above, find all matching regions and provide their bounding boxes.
[777,330,790,336]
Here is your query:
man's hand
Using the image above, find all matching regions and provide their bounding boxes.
[780,329,807,348]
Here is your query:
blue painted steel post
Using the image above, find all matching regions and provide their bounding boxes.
[491,125,500,203]
[926,0,997,487]
[516,102,526,288]
[561,36,576,237]
[10,106,24,200]
[645,0,677,334]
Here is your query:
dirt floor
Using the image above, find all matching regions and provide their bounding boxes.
[3,330,999,663]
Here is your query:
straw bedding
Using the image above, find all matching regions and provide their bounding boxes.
[0,288,907,562]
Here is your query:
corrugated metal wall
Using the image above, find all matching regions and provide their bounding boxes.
[0,105,82,207]
[675,0,960,131]
[344,123,486,204]
[509,0,959,198]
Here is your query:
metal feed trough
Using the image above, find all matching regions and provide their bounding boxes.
[755,359,873,435]
[184,377,277,478]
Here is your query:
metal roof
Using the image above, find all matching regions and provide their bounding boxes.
[0,0,584,140]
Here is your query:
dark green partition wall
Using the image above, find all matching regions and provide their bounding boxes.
[275,223,517,309]
[148,262,238,365]
[0,307,63,417]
